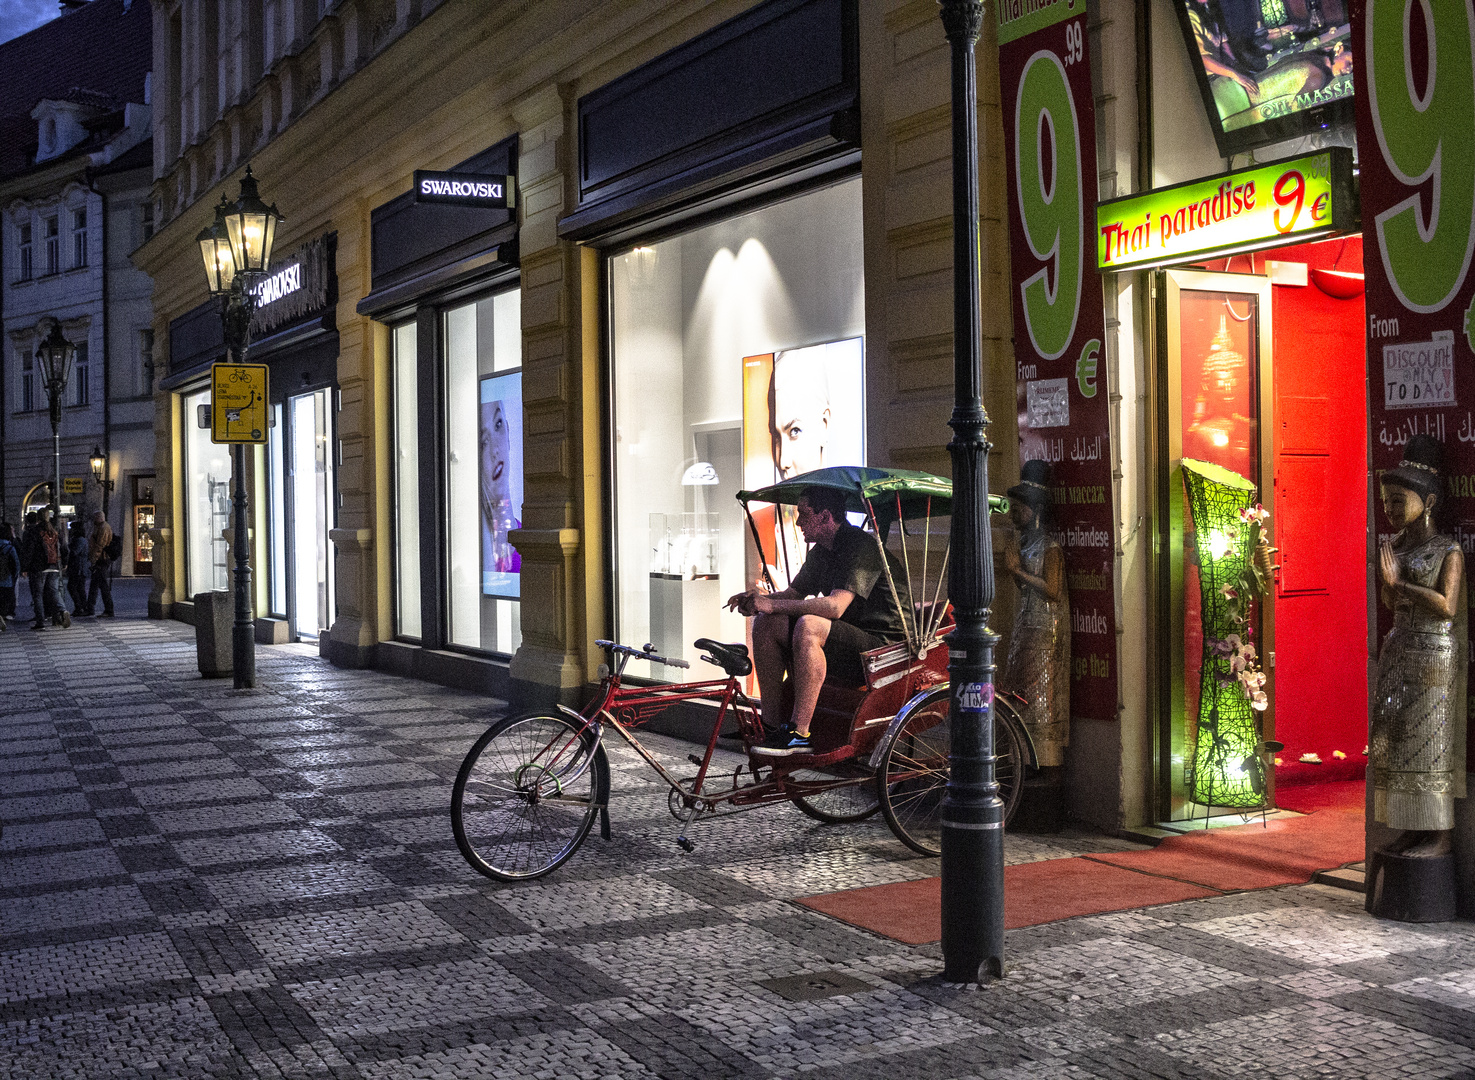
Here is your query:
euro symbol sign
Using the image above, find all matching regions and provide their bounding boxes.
[1076,338,1101,398]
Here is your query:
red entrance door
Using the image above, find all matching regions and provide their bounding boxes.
[1263,237,1368,785]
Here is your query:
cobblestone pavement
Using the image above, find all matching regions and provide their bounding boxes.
[4,612,1475,1079]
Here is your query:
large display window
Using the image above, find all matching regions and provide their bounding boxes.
[182,387,231,597]
[445,289,523,654]
[609,178,865,679]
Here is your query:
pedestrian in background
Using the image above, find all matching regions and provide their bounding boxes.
[67,520,89,616]
[87,510,117,618]
[21,510,69,630]
[0,523,19,632]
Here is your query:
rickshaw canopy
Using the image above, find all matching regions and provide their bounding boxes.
[737,465,1009,520]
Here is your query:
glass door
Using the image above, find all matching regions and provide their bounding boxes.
[1159,269,1275,822]
[287,388,335,639]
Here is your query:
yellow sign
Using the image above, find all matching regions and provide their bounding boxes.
[210,363,269,443]
[63,477,84,494]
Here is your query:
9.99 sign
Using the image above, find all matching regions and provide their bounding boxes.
[998,5,1118,724]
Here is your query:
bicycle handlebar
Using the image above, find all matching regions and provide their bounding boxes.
[594,639,691,669]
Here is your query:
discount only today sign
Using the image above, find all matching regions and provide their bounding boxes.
[998,0,1118,724]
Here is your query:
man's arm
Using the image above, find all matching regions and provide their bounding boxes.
[751,588,855,621]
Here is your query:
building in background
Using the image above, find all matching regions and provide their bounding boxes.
[0,0,155,575]
[135,0,1019,699]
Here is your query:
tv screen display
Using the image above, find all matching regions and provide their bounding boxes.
[1171,0,1354,157]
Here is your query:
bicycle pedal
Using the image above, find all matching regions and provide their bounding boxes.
[688,754,704,767]
[676,836,695,853]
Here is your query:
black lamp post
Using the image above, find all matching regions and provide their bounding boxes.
[36,319,76,523]
[196,166,283,690]
[89,445,114,516]
[939,0,1005,984]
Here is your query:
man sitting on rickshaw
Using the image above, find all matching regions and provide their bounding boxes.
[726,485,909,756]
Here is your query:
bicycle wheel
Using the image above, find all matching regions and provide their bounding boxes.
[876,688,1026,856]
[452,711,607,881]
[791,764,881,823]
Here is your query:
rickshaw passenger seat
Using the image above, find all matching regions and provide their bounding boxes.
[694,639,752,677]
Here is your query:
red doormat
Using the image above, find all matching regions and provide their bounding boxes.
[798,802,1365,943]
[797,861,1220,943]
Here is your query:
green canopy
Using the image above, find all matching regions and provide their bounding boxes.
[737,465,1009,521]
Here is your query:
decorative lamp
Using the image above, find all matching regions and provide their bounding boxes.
[89,446,105,483]
[35,319,76,390]
[1181,458,1262,809]
[197,197,236,296]
[223,166,282,277]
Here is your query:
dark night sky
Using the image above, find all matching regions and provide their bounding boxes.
[0,0,61,46]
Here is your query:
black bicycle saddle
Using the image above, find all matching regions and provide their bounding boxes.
[694,638,752,677]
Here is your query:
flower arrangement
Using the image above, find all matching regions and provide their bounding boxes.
[1212,503,1277,713]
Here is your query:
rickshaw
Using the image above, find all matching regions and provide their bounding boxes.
[452,466,1037,882]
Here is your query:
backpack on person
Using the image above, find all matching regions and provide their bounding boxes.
[104,534,123,562]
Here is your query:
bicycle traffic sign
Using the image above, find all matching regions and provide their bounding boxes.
[210,363,269,444]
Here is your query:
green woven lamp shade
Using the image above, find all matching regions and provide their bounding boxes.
[1181,459,1261,808]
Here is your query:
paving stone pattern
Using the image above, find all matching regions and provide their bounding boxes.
[4,615,1475,1078]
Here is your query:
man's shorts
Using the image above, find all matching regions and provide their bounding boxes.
[788,616,887,687]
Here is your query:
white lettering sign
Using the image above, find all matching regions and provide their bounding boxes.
[419,178,504,200]
[1383,330,1455,411]
[253,263,302,306]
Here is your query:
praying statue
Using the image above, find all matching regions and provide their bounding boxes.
[1372,434,1467,858]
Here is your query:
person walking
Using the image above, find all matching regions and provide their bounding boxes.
[0,523,20,632]
[87,510,116,617]
[67,521,89,616]
[21,510,69,630]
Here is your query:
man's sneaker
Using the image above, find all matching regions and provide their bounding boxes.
[752,730,813,757]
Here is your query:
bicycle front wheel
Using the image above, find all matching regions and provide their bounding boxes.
[452,711,606,881]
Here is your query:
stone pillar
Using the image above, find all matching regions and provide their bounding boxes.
[327,527,376,666]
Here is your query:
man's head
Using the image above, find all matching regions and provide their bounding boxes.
[92,510,106,525]
[769,350,831,479]
[795,486,848,548]
[24,512,37,528]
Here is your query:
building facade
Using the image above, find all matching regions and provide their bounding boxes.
[137,0,1021,696]
[1,0,156,570]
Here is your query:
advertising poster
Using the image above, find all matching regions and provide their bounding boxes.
[998,0,1118,723]
[1353,0,1475,765]
[480,371,523,599]
[741,338,865,589]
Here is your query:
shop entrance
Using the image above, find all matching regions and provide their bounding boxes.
[1158,237,1367,822]
[268,387,336,640]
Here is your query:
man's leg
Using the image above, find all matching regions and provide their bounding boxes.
[750,612,793,731]
[788,614,832,737]
[29,575,45,627]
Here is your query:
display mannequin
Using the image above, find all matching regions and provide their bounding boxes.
[1372,434,1467,860]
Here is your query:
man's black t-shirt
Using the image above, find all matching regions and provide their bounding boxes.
[789,523,909,641]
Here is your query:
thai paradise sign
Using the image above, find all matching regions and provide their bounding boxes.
[413,170,516,209]
[999,0,1119,724]
[1353,0,1475,763]
[1095,149,1355,273]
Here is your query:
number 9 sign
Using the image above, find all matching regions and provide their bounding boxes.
[1365,0,1475,314]
[1014,47,1084,362]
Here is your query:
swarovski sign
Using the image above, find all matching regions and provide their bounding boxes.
[413,170,516,209]
[253,263,302,306]
[248,232,335,337]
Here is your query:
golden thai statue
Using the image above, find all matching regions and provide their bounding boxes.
[1372,434,1467,858]
[1001,459,1071,766]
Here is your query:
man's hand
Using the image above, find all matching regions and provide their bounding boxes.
[725,589,759,617]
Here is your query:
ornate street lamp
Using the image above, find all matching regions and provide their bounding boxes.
[89,445,114,514]
[197,166,284,689]
[35,319,76,522]
[938,0,1005,984]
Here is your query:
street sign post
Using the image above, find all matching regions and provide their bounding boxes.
[210,363,269,444]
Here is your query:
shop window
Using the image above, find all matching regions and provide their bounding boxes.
[609,177,866,679]
[444,289,523,655]
[18,222,32,280]
[70,341,89,406]
[72,207,87,268]
[392,322,421,639]
[267,402,287,617]
[182,387,231,596]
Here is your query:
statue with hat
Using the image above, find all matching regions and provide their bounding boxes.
[1001,459,1071,767]
[1372,433,1467,862]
